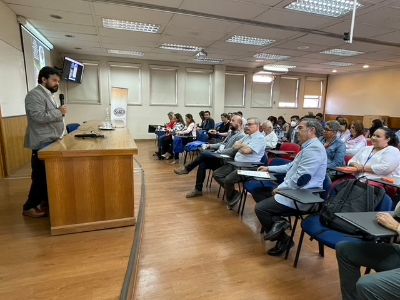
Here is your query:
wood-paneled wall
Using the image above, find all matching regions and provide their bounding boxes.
[0,115,30,177]
[325,114,400,130]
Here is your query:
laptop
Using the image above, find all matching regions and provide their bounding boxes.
[336,212,397,237]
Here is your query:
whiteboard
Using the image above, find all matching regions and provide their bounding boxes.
[0,40,27,117]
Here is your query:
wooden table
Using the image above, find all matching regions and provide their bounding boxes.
[39,122,138,235]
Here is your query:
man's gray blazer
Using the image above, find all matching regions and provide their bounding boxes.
[24,85,64,150]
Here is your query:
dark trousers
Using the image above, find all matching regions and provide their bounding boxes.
[23,150,48,210]
[159,135,172,155]
[213,164,244,201]
[336,241,400,300]
[254,197,298,233]
[185,152,224,191]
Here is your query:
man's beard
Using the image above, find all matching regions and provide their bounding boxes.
[46,84,58,93]
[230,125,237,131]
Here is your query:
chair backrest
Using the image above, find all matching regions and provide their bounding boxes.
[268,157,291,166]
[344,155,352,165]
[280,142,301,160]
[197,130,209,142]
[260,152,268,165]
[375,194,393,211]
[66,123,80,133]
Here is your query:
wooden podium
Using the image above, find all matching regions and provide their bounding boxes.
[39,122,138,235]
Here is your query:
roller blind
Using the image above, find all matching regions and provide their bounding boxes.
[185,69,212,106]
[109,64,141,105]
[67,62,100,104]
[304,78,324,108]
[150,66,177,105]
[251,81,273,107]
[278,77,299,108]
[225,73,245,107]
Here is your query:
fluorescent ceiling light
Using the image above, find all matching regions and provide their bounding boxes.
[323,61,353,67]
[195,57,224,64]
[285,0,362,18]
[226,35,275,46]
[108,49,144,56]
[254,53,290,61]
[332,69,337,73]
[320,48,364,56]
[102,18,160,33]
[363,64,369,69]
[160,43,202,52]
[253,71,274,83]
[17,16,53,50]
[263,64,296,72]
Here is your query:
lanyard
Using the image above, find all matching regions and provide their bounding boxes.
[324,138,337,149]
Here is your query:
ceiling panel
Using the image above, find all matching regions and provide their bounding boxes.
[5,0,92,14]
[180,0,270,19]
[31,20,97,35]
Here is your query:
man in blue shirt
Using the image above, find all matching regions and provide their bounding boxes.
[255,118,327,256]
[213,117,266,209]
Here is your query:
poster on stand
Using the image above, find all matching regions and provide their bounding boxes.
[111,87,128,128]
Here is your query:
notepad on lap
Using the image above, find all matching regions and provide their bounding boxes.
[237,170,270,179]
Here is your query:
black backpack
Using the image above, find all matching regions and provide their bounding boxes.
[320,179,386,235]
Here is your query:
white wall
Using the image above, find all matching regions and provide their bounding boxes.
[61,53,326,139]
[325,67,400,117]
[0,0,27,117]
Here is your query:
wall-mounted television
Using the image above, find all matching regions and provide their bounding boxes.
[62,57,84,83]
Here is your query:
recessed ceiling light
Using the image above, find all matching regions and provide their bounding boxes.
[285,0,363,18]
[226,35,275,46]
[195,57,224,64]
[320,48,364,56]
[108,49,144,56]
[332,69,337,73]
[363,64,369,69]
[160,43,202,52]
[263,64,296,72]
[65,34,74,38]
[102,18,160,33]
[254,53,290,61]
[50,14,62,20]
[323,62,353,67]
[297,45,310,50]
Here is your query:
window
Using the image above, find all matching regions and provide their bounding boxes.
[149,66,178,105]
[225,72,245,107]
[184,68,212,106]
[67,62,100,104]
[278,77,299,108]
[109,63,141,105]
[251,81,273,108]
[303,78,324,108]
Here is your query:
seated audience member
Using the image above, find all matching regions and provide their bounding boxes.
[345,121,367,156]
[337,118,351,143]
[200,111,215,132]
[209,113,230,141]
[396,130,400,146]
[276,116,290,142]
[213,118,266,208]
[198,111,205,128]
[322,121,346,169]
[285,115,300,144]
[161,113,184,159]
[347,127,400,179]
[315,113,325,126]
[175,116,245,198]
[165,112,175,128]
[368,119,384,138]
[171,114,197,164]
[255,118,327,256]
[262,120,278,150]
[267,116,278,129]
[236,111,247,126]
[336,208,400,300]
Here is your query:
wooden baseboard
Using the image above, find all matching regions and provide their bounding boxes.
[51,217,136,235]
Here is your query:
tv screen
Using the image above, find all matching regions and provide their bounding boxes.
[62,57,84,83]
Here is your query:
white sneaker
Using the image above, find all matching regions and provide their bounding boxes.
[161,152,171,159]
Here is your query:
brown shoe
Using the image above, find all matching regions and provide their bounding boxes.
[22,208,46,218]
[185,190,203,198]
[174,167,189,175]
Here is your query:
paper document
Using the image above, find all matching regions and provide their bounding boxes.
[237,170,271,179]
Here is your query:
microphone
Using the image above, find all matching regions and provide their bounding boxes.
[59,94,65,116]
[59,94,65,106]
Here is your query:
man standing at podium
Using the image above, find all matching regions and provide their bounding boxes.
[23,66,67,218]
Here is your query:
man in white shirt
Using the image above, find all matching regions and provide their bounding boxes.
[213,117,266,209]
[262,120,278,150]
[255,118,327,256]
